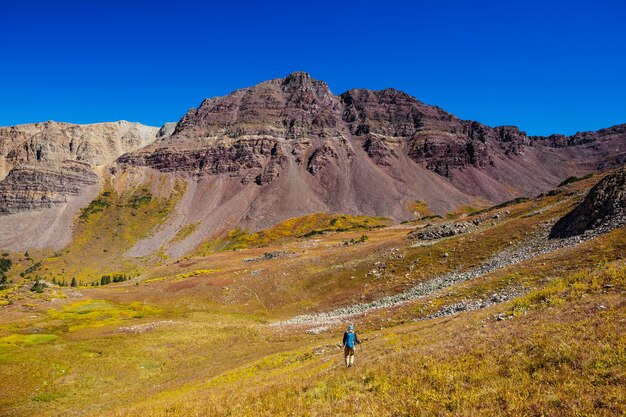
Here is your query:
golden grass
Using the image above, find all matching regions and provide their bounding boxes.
[34,182,185,283]
[142,269,220,284]
[170,222,200,243]
[407,200,435,219]
[195,212,392,255]
[46,299,161,332]
[102,260,626,417]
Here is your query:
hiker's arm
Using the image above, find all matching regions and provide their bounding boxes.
[342,332,347,347]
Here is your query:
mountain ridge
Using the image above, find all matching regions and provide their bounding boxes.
[1,72,625,256]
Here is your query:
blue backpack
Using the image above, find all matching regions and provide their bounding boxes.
[345,331,356,348]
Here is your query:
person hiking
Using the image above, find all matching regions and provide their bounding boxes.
[342,325,362,367]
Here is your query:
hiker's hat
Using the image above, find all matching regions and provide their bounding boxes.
[348,325,354,330]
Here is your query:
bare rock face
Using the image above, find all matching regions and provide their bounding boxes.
[550,168,626,238]
[0,121,159,166]
[0,161,99,214]
[362,135,398,166]
[533,124,626,148]
[307,143,339,175]
[119,73,626,189]
[118,72,351,185]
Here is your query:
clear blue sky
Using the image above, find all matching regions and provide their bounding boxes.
[1,0,624,135]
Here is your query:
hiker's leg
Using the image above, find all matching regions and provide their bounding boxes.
[344,347,350,367]
[349,352,355,366]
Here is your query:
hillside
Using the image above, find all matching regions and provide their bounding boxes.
[0,121,165,251]
[0,170,624,416]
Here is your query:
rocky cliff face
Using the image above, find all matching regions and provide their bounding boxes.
[550,168,626,238]
[0,161,99,214]
[174,72,345,140]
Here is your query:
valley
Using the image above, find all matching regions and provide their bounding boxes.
[0,171,624,416]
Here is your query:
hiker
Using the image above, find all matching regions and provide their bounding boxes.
[342,325,362,367]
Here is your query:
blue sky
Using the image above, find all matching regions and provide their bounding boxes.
[1,0,624,135]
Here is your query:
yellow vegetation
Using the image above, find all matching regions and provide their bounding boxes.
[196,213,392,254]
[408,200,435,219]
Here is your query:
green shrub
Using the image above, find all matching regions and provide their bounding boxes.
[20,261,42,277]
[0,274,8,289]
[127,194,152,209]
[0,257,11,274]
[558,173,592,187]
[79,198,110,221]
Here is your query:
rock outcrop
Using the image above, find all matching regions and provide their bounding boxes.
[0,161,99,214]
[550,168,626,238]
[408,221,475,241]
[119,73,626,188]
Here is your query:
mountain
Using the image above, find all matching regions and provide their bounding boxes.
[0,121,163,249]
[1,72,625,255]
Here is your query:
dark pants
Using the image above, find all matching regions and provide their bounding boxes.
[344,346,355,366]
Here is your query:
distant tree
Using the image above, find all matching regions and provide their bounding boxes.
[0,258,11,275]
[0,274,8,289]
[70,277,77,287]
[112,274,128,283]
[30,279,47,293]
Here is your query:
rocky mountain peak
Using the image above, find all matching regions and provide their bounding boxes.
[280,71,334,105]
[171,72,343,141]
[281,71,314,87]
